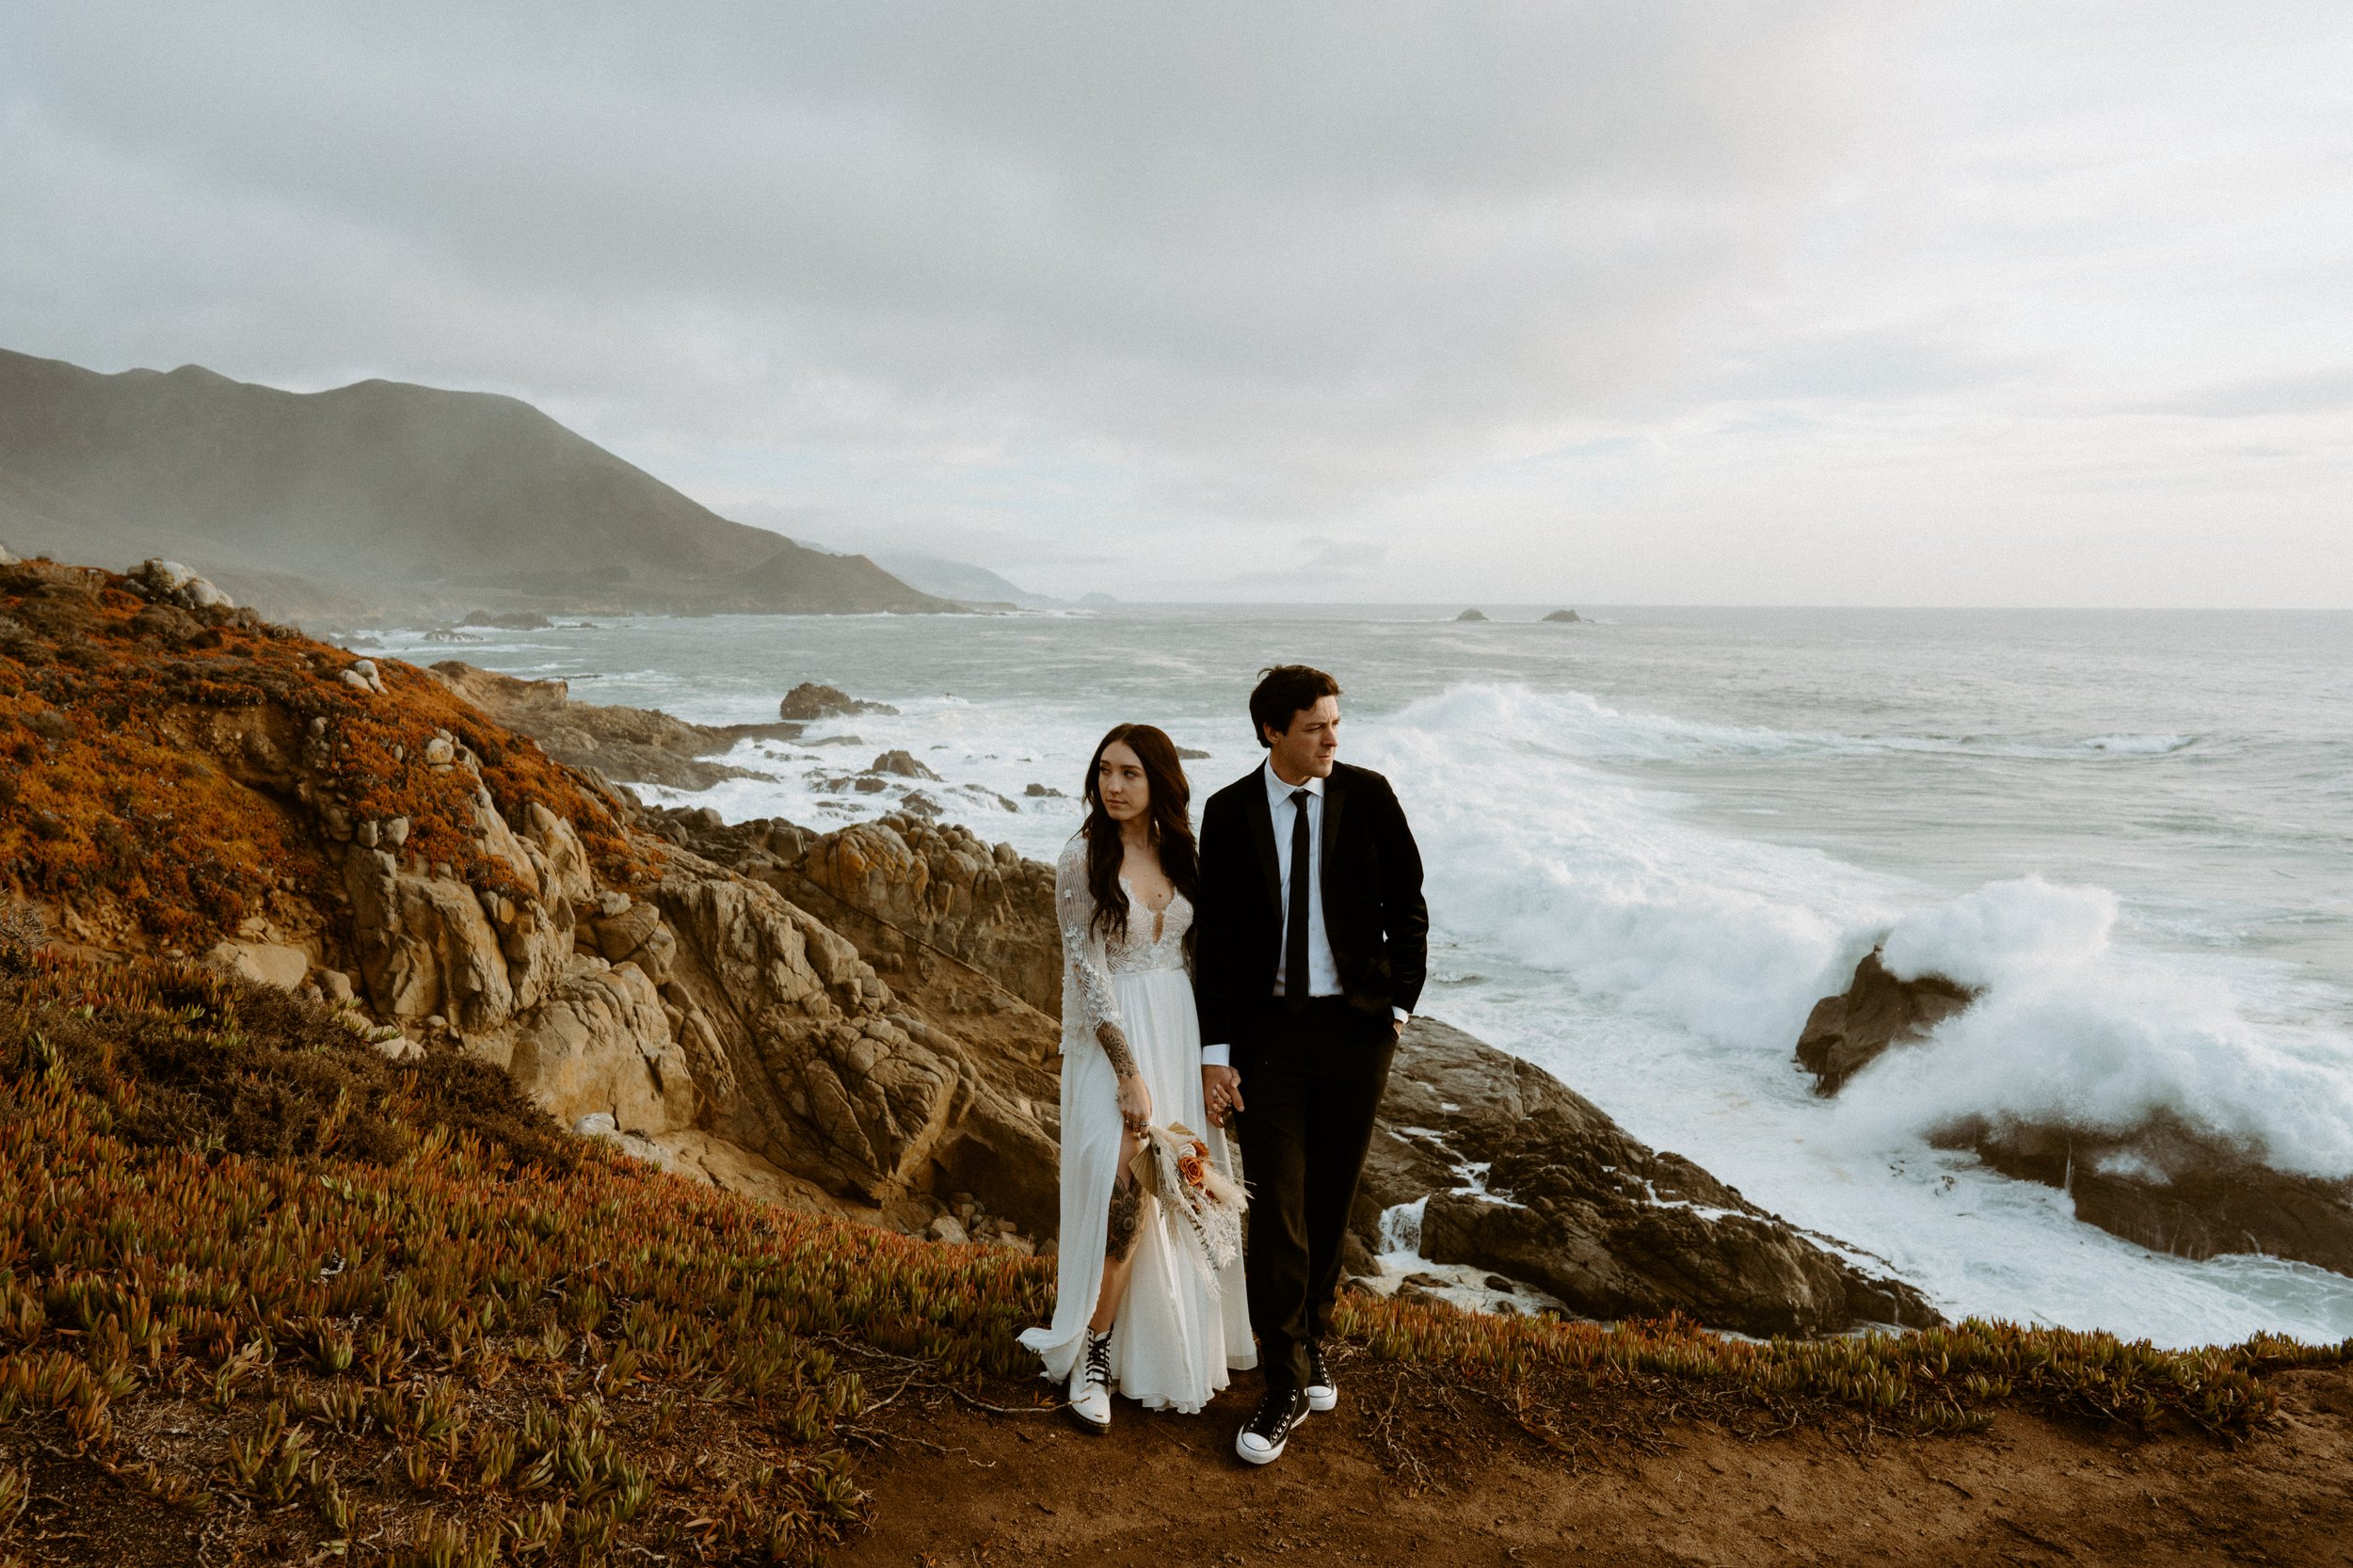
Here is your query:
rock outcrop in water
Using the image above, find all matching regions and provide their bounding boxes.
[1959,1117,2353,1276]
[1794,947,1976,1094]
[779,681,899,721]
[1797,949,2353,1276]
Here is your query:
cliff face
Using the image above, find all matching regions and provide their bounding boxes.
[0,556,1051,1245]
[0,347,950,621]
[793,818,1061,1016]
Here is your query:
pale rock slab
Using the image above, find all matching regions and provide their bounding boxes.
[203,938,313,990]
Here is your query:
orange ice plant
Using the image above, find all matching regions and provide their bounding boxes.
[0,558,657,953]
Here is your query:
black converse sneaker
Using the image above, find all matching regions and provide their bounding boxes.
[1304,1343,1337,1413]
[1234,1383,1307,1465]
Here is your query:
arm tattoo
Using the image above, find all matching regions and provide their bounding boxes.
[1096,1019,1139,1079]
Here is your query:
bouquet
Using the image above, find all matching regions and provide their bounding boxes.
[1135,1121,1248,1284]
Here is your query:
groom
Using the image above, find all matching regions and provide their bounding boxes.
[1196,664,1428,1466]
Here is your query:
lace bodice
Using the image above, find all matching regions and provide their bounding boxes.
[1108,880,1193,974]
[1056,835,1192,1055]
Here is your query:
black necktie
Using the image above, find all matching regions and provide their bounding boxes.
[1284,788,1313,1013]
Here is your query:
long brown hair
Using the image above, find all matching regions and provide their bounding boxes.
[1081,723,1200,952]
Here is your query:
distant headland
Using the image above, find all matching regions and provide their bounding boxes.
[0,347,951,624]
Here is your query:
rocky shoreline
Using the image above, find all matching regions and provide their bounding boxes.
[1353,1018,1937,1335]
[641,798,1940,1333]
[4,555,1940,1336]
[429,661,804,791]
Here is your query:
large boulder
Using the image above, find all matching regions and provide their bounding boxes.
[1360,1019,1940,1335]
[203,938,314,990]
[502,956,697,1136]
[343,853,518,1030]
[1794,947,1975,1094]
[647,849,1061,1237]
[778,681,897,721]
[335,770,584,1032]
[127,557,234,612]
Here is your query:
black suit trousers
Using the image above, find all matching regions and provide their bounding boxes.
[1235,998,1397,1395]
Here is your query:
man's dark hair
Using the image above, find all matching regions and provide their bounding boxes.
[1249,664,1342,748]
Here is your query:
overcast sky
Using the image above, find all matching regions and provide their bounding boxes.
[5,3,2349,605]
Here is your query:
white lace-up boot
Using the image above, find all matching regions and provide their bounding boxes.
[1067,1328,1113,1434]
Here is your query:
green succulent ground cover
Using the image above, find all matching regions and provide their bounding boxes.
[0,942,2344,1565]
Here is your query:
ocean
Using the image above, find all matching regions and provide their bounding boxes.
[362,604,2353,1348]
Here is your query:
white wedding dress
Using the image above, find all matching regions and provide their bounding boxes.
[1018,836,1255,1412]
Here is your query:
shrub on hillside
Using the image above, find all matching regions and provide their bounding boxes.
[0,558,656,953]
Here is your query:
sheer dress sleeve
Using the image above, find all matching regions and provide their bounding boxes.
[1056,837,1137,1075]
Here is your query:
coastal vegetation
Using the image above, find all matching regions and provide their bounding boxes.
[0,934,2345,1563]
[0,555,648,955]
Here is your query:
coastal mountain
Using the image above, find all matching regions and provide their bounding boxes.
[870,551,1064,609]
[0,346,949,623]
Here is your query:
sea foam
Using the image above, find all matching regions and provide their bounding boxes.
[1352,685,2353,1184]
[1352,683,1891,1050]
[1848,878,2353,1179]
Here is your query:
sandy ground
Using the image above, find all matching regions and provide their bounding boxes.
[841,1367,2353,1566]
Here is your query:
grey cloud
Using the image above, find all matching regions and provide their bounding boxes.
[2142,371,2353,420]
[0,2,1870,515]
[1705,328,2035,404]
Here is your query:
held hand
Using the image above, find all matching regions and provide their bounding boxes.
[1116,1072,1155,1135]
[1201,1064,1244,1128]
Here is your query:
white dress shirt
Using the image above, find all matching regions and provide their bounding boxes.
[1270,762,1341,1002]
[1202,760,1408,1068]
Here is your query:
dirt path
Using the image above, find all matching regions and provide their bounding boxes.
[841,1368,2353,1566]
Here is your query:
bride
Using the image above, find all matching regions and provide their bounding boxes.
[1018,723,1253,1430]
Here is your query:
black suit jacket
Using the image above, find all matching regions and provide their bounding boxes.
[1194,760,1429,1048]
